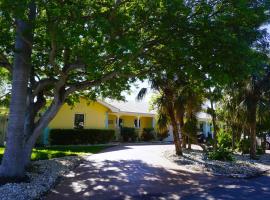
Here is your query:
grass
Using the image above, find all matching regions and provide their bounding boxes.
[0,145,108,162]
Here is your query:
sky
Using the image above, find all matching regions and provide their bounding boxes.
[122,80,154,103]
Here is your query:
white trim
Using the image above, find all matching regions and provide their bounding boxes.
[97,100,120,112]
[97,99,156,116]
[105,112,108,128]
[110,111,155,117]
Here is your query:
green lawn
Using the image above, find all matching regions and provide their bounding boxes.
[0,145,108,161]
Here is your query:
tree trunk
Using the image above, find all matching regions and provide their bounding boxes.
[210,100,218,149]
[171,122,182,156]
[172,123,182,155]
[179,115,186,149]
[0,4,37,178]
[167,105,182,156]
[0,9,35,178]
[188,136,191,149]
[249,102,257,159]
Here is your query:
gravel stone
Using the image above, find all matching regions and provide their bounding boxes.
[164,148,270,178]
[0,156,84,200]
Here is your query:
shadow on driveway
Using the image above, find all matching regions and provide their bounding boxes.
[46,159,213,199]
[45,145,270,200]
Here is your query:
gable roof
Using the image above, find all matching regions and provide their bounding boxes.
[97,99,211,120]
[101,100,156,115]
[197,112,212,121]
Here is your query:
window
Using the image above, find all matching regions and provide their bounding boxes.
[134,119,140,128]
[108,120,114,125]
[74,114,85,129]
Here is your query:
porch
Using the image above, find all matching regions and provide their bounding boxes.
[107,113,155,141]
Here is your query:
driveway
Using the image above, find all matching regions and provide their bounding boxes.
[45,144,270,200]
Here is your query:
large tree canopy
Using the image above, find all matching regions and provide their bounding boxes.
[0,0,269,178]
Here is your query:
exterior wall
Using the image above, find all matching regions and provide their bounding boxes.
[140,117,153,129]
[49,99,110,129]
[108,115,116,129]
[110,115,154,129]
[121,116,136,127]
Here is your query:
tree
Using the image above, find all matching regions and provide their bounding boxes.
[182,86,204,149]
[0,0,268,178]
[0,0,166,178]
[217,63,270,159]
[138,75,184,155]
[206,87,222,150]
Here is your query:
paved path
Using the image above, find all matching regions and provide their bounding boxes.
[45,144,270,200]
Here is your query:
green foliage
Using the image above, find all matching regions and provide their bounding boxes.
[49,129,115,145]
[0,0,269,173]
[208,147,234,161]
[237,138,251,154]
[183,116,198,138]
[120,127,137,142]
[256,147,265,155]
[157,131,169,141]
[141,128,156,141]
[217,130,232,149]
[0,145,107,161]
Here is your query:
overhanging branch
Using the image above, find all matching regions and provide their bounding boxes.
[0,54,12,72]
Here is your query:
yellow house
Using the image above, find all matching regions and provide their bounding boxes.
[48,98,156,140]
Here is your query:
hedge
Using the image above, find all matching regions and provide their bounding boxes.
[49,129,115,145]
[141,128,156,141]
[120,127,138,142]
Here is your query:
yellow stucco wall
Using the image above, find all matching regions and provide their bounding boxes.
[49,99,109,129]
[107,115,153,129]
[140,117,153,129]
[108,115,116,129]
[121,116,136,127]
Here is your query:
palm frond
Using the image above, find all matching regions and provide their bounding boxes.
[136,88,148,101]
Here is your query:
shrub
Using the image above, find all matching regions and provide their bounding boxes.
[206,135,214,147]
[141,128,156,141]
[208,147,234,161]
[157,131,169,141]
[49,129,115,145]
[237,138,250,154]
[256,147,265,155]
[121,127,137,142]
[217,130,232,149]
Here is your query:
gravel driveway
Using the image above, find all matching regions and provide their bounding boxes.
[45,144,270,200]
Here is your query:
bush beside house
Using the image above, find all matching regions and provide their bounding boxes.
[49,129,115,145]
[121,127,138,142]
[141,128,156,141]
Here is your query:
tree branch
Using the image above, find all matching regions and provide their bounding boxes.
[0,53,12,72]
[33,78,57,97]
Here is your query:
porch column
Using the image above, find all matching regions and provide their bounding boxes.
[152,117,155,128]
[136,116,140,128]
[116,115,120,128]
[105,112,108,128]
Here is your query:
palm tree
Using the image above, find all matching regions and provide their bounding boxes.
[137,75,184,155]
[138,73,206,154]
[182,86,204,149]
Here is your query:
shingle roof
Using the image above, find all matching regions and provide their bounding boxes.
[105,100,156,115]
[100,99,211,120]
[196,112,212,120]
